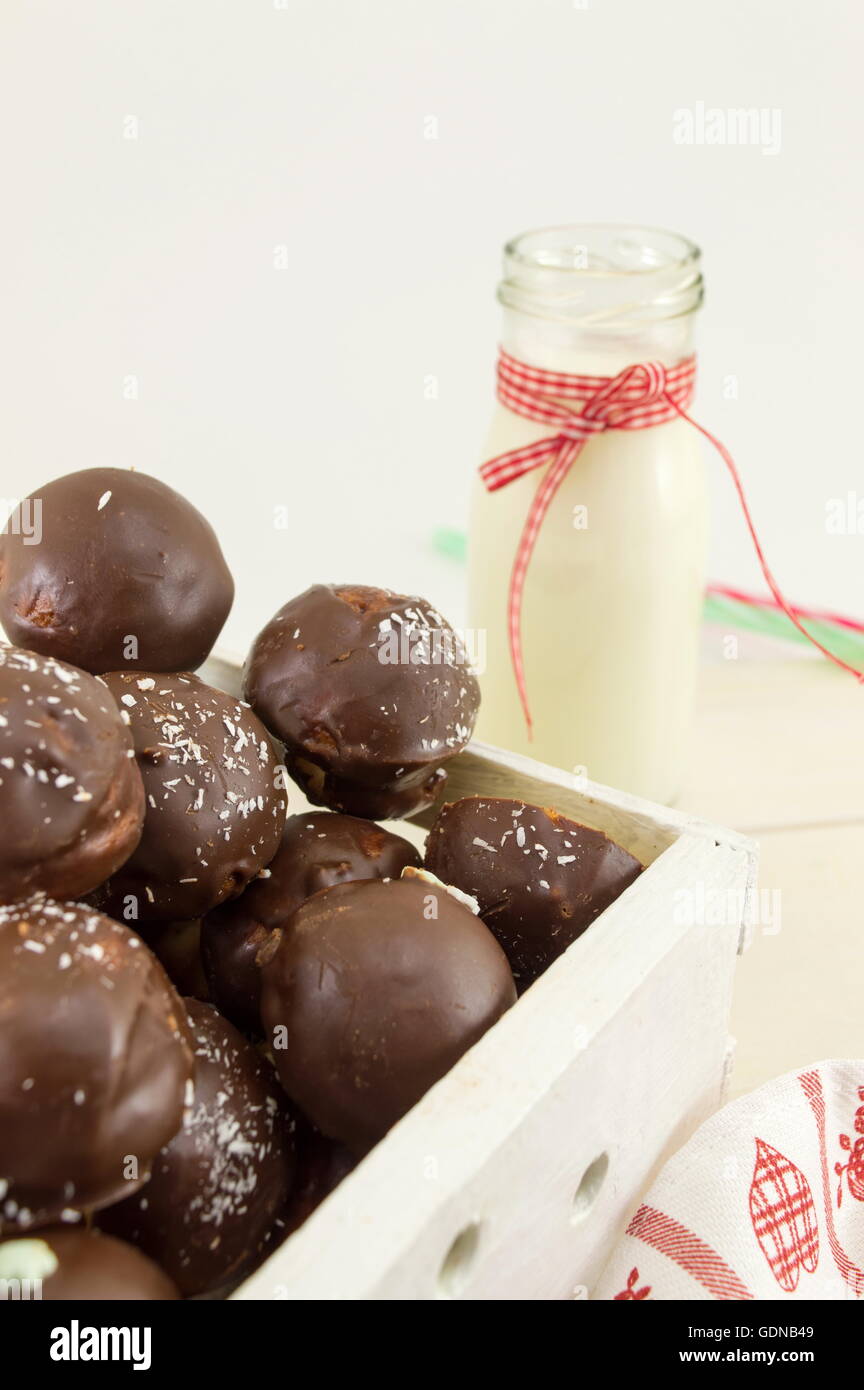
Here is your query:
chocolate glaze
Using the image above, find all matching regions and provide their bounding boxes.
[424,797,644,988]
[99,1000,297,1297]
[201,811,421,1033]
[92,672,287,923]
[0,467,234,674]
[199,912,269,1039]
[147,919,210,1002]
[0,1226,180,1300]
[0,897,194,1233]
[282,1117,357,1237]
[260,876,516,1155]
[242,585,480,818]
[0,646,145,903]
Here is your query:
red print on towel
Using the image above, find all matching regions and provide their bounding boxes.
[835,1086,864,1206]
[749,1139,819,1292]
[626,1204,753,1299]
[614,1267,651,1300]
[800,1069,864,1296]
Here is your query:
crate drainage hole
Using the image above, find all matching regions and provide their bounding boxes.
[571,1153,609,1224]
[437,1222,482,1298]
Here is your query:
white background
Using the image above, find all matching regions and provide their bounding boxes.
[2,0,861,657]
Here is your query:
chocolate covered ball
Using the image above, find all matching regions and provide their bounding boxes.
[283,1118,356,1237]
[0,897,194,1233]
[99,1000,297,1297]
[201,811,421,1033]
[92,672,287,924]
[0,467,234,674]
[148,919,209,1001]
[260,876,516,1155]
[0,1227,179,1300]
[0,646,145,903]
[425,797,643,989]
[199,907,268,1038]
[243,584,480,818]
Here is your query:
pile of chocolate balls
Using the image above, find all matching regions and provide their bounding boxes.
[0,468,640,1299]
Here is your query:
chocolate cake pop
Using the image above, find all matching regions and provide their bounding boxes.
[0,467,234,674]
[0,646,145,903]
[201,811,421,1033]
[99,1000,297,1297]
[424,797,643,988]
[0,1227,179,1300]
[93,672,287,924]
[242,584,480,818]
[260,876,516,1155]
[0,897,194,1233]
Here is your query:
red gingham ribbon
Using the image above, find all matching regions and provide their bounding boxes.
[481,348,863,733]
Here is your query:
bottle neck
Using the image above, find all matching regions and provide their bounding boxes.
[500,305,698,377]
[498,223,702,376]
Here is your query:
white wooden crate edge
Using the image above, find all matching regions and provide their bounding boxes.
[218,732,758,1303]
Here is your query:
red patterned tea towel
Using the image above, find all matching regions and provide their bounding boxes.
[594,1060,864,1301]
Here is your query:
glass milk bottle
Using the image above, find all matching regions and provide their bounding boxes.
[469,225,707,803]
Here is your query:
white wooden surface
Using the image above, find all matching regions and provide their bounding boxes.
[678,655,863,1099]
[680,657,863,833]
[229,741,756,1301]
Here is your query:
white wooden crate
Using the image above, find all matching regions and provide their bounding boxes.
[204,658,757,1301]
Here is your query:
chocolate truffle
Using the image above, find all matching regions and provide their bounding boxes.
[260,876,516,1155]
[99,1000,296,1297]
[148,919,209,1001]
[0,1227,179,1300]
[243,585,480,818]
[0,646,145,903]
[201,811,421,1033]
[425,797,643,988]
[282,1118,356,1237]
[0,467,234,675]
[0,897,194,1233]
[93,672,287,923]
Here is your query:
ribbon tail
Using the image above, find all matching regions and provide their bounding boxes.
[480,437,564,493]
[709,583,864,637]
[509,441,583,734]
[667,397,864,683]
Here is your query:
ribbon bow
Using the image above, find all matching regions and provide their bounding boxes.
[480,349,862,733]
